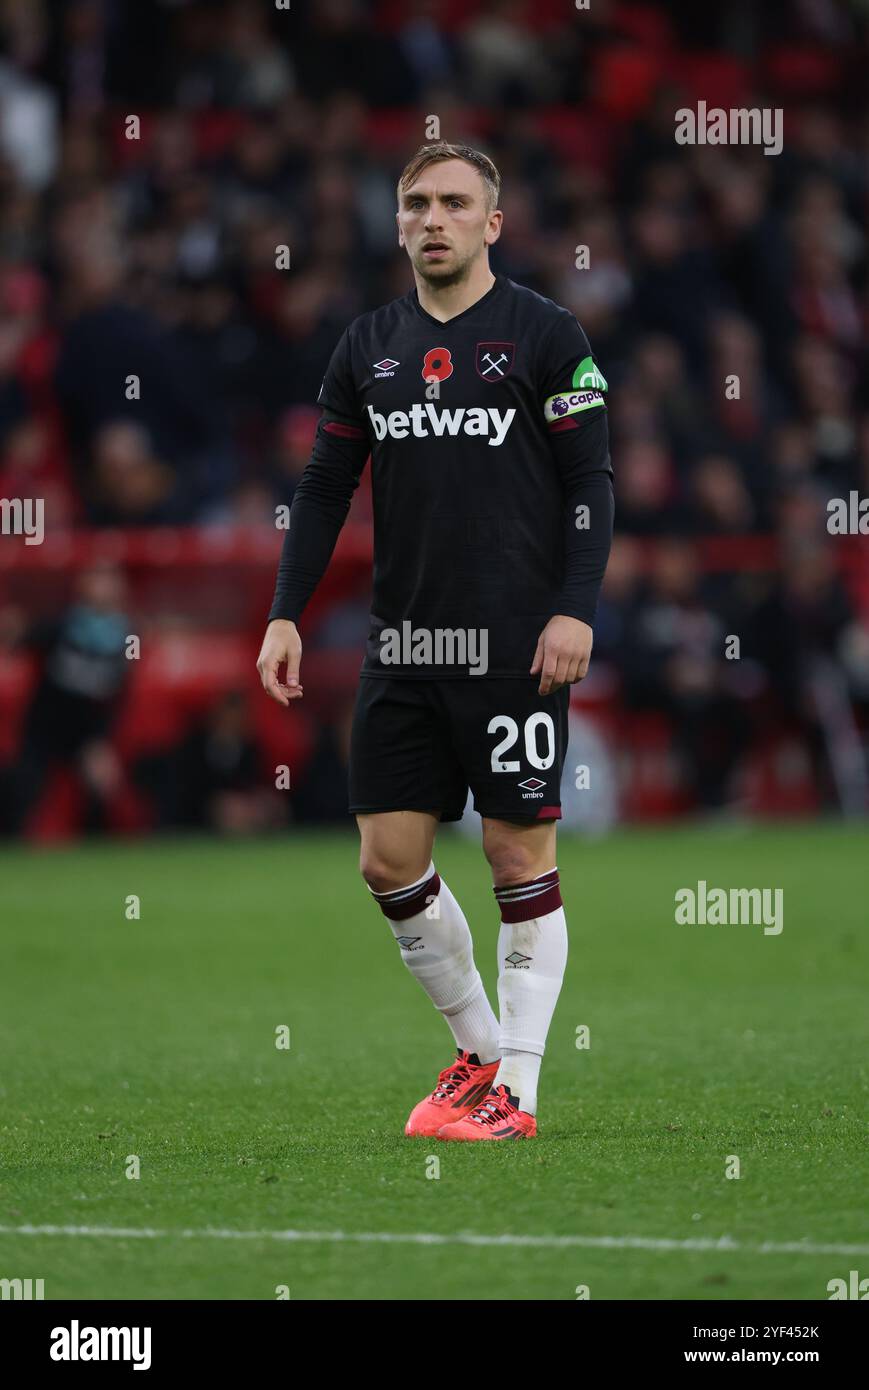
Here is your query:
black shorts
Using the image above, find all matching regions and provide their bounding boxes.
[349,676,569,823]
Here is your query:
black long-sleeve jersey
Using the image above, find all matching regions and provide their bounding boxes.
[269,273,614,678]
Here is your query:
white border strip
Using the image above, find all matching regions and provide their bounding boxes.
[1,1225,867,1257]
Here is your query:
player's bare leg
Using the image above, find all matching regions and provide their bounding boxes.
[357,809,439,894]
[481,817,557,886]
[358,810,501,1135]
[438,818,564,1140]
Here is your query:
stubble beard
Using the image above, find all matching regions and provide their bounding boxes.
[412,243,481,290]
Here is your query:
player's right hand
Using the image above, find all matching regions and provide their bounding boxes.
[256,619,303,706]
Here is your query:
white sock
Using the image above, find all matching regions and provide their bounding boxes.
[493,869,568,1114]
[370,863,500,1064]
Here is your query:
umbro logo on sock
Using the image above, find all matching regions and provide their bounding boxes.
[504,951,532,968]
[395,935,424,950]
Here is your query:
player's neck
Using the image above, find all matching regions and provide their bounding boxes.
[414,264,496,324]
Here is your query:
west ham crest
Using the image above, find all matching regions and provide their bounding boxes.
[475,342,515,381]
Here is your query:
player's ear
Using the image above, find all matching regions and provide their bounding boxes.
[484,210,503,247]
[396,212,404,247]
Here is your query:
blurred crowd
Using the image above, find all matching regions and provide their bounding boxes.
[0,0,867,827]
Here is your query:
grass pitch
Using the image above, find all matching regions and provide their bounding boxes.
[1,823,867,1300]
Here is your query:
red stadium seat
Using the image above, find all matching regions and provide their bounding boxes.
[613,3,674,52]
[365,110,424,155]
[763,46,842,98]
[595,47,666,122]
[667,53,752,110]
[536,108,615,173]
[617,711,690,821]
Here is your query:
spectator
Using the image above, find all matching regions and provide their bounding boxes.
[0,563,131,834]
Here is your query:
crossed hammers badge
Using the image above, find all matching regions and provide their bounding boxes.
[475,342,515,381]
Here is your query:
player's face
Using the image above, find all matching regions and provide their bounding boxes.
[77,564,126,611]
[397,159,501,286]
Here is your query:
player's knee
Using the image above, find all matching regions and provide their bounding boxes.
[359,851,416,896]
[483,840,539,887]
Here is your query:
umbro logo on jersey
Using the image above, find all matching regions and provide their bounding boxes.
[476,342,515,380]
[373,357,400,377]
[518,777,546,792]
[367,403,516,447]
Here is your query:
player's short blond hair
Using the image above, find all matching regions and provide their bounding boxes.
[398,142,501,213]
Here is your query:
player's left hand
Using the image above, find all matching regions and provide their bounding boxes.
[531,615,593,695]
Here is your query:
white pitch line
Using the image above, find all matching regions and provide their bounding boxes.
[1,1225,867,1257]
